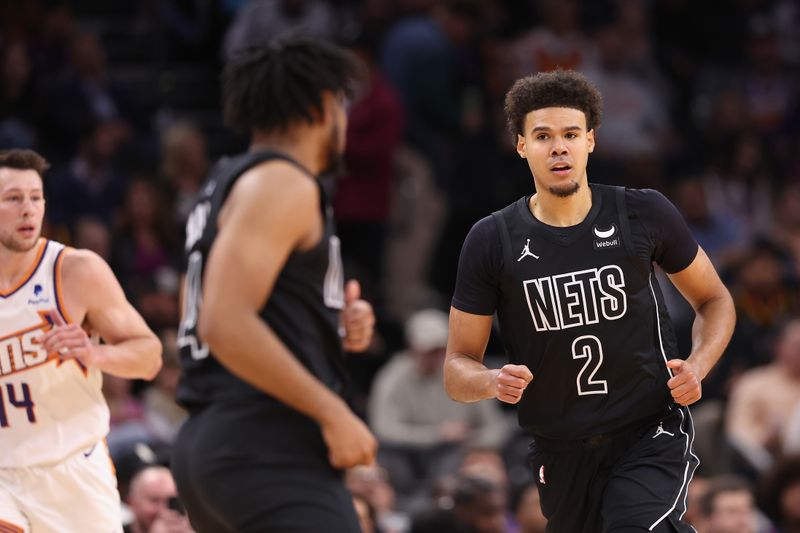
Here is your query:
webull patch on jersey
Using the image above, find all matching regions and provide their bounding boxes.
[592,224,621,250]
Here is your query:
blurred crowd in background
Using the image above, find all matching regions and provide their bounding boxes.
[2,0,800,531]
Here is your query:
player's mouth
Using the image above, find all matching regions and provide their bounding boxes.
[17,224,37,237]
[550,162,572,176]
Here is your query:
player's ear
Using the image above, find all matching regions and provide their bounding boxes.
[516,134,526,158]
[587,129,595,153]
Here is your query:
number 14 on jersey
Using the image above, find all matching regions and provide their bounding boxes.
[0,382,36,426]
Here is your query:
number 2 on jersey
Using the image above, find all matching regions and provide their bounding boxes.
[571,335,608,396]
[0,382,35,427]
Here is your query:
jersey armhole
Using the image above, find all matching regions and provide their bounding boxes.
[615,186,650,277]
[54,246,74,324]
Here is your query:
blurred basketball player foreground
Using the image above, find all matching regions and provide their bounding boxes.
[171,38,377,532]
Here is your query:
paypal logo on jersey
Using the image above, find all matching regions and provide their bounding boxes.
[28,284,50,304]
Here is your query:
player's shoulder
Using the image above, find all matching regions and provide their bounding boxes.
[468,214,499,239]
[623,187,681,225]
[624,187,674,211]
[59,248,112,283]
[231,159,319,209]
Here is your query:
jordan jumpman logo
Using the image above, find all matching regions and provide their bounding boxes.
[518,239,540,261]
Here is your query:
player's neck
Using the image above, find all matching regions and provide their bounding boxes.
[250,130,323,176]
[529,183,592,227]
[0,238,42,291]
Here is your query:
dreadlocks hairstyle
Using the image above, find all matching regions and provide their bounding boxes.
[504,69,603,140]
[0,149,50,175]
[223,38,363,135]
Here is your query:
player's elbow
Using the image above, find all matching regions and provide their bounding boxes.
[442,356,460,401]
[141,336,163,381]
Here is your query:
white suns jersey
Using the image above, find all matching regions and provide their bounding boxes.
[0,239,108,467]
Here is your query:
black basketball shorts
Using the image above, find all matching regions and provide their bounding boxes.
[171,401,361,533]
[528,405,699,533]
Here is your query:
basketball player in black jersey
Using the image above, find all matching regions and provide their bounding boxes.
[170,39,377,532]
[444,70,736,532]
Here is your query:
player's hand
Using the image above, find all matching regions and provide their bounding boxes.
[493,364,533,404]
[37,311,104,367]
[321,408,378,469]
[666,359,702,406]
[341,280,375,352]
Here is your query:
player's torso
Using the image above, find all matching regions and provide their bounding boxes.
[494,185,673,439]
[0,239,107,467]
[176,152,348,408]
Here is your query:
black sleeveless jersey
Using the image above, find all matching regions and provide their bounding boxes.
[453,184,699,440]
[175,151,348,409]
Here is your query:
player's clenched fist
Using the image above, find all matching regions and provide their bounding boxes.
[666,359,702,406]
[493,364,533,404]
[321,409,378,469]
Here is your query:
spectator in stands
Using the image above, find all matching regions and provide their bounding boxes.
[759,456,800,533]
[46,119,129,232]
[380,0,485,191]
[39,31,141,154]
[457,446,509,495]
[507,0,596,77]
[223,0,350,59]
[160,121,209,225]
[72,216,113,261]
[334,32,404,305]
[772,181,800,276]
[112,177,181,329]
[582,18,673,187]
[452,476,507,533]
[718,239,800,400]
[142,329,188,444]
[726,318,800,470]
[369,309,510,492]
[671,175,744,268]
[103,374,153,460]
[510,482,547,533]
[699,476,759,533]
[684,474,711,531]
[0,41,38,148]
[125,465,194,533]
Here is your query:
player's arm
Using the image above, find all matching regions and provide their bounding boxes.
[197,162,375,468]
[44,250,163,379]
[444,308,532,404]
[666,246,736,405]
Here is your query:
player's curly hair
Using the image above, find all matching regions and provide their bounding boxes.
[504,69,603,139]
[223,38,363,135]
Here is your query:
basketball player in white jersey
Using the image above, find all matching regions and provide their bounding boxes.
[0,149,162,533]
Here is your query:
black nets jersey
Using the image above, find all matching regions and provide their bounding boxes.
[452,184,699,440]
[176,151,348,409]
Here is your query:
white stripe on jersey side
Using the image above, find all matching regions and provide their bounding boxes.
[648,273,673,379]
[679,409,701,520]
[648,408,700,530]
[647,273,702,530]
[649,461,690,531]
